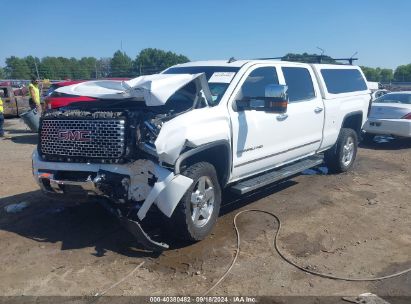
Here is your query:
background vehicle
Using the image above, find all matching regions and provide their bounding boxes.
[363,91,411,140]
[45,78,130,109]
[44,80,93,109]
[32,59,370,251]
[0,85,30,116]
[371,89,389,100]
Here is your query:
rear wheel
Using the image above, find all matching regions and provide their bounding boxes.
[171,162,221,241]
[325,128,358,173]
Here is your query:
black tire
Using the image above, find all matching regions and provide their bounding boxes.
[325,128,358,173]
[170,162,221,241]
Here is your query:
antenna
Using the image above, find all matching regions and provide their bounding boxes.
[316,47,325,56]
[316,47,325,63]
[349,51,358,65]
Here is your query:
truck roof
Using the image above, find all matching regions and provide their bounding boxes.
[175,60,251,68]
[174,60,361,69]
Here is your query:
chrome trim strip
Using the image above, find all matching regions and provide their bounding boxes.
[234,140,321,168]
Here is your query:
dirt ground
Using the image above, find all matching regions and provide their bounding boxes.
[0,118,410,300]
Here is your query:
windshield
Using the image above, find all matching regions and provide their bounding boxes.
[374,93,411,104]
[163,66,239,105]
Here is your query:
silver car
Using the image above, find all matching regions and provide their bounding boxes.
[364,92,411,139]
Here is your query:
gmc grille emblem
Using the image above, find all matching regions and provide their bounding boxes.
[58,130,92,142]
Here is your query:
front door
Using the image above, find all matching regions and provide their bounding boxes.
[229,64,324,181]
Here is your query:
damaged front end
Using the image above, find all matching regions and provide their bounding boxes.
[33,74,213,251]
[34,154,193,251]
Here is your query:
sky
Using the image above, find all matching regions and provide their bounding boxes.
[2,0,410,69]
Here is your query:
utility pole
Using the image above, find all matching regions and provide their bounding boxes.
[95,61,98,79]
[33,60,43,95]
[34,61,40,79]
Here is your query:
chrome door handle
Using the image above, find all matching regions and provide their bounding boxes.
[314,107,324,113]
[276,113,288,121]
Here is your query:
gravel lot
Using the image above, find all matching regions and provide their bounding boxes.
[0,118,410,300]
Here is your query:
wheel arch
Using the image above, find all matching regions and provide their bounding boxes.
[174,140,232,188]
[341,111,364,137]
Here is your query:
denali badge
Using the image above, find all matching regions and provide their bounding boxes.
[58,130,92,142]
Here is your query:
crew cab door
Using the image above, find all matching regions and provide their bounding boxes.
[229,64,324,181]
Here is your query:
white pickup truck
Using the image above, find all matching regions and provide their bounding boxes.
[32,59,370,250]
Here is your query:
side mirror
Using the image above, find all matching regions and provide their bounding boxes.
[236,84,289,113]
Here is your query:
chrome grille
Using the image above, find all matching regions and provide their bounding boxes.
[40,119,126,160]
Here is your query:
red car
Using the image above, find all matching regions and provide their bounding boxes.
[45,78,130,109]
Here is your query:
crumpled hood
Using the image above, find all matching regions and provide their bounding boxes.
[55,73,212,106]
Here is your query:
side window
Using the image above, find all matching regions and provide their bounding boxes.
[237,67,279,100]
[320,69,367,94]
[282,67,315,102]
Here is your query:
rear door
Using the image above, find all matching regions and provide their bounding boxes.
[277,64,324,160]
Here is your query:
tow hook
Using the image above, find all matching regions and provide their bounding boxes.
[98,199,169,252]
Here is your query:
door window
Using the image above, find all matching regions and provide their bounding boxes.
[237,67,279,101]
[282,67,315,102]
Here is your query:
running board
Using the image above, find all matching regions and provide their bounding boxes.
[230,155,324,195]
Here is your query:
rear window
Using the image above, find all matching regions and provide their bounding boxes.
[374,93,411,104]
[321,69,367,94]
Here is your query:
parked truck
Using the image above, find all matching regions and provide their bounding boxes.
[0,85,30,116]
[32,59,370,251]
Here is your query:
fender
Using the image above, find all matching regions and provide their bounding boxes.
[174,140,232,186]
[341,110,364,135]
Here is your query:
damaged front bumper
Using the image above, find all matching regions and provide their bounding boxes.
[32,150,193,251]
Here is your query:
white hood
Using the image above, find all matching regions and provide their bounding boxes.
[55,73,212,106]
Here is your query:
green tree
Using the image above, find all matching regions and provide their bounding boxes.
[134,48,189,75]
[38,57,55,79]
[394,64,411,82]
[39,57,68,79]
[110,50,132,77]
[5,56,31,79]
[24,56,41,78]
[79,57,98,79]
[360,66,394,82]
[379,68,393,82]
[97,58,111,78]
[68,57,85,79]
[0,67,5,79]
[361,66,379,81]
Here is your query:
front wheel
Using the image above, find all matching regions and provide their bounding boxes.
[170,162,221,241]
[325,128,358,173]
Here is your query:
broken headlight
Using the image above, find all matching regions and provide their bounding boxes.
[137,118,163,157]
